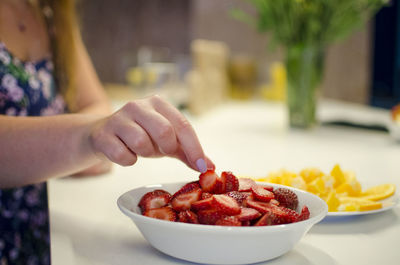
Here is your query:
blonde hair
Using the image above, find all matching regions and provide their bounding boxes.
[40,0,78,110]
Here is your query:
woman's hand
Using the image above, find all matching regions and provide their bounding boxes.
[89,95,214,172]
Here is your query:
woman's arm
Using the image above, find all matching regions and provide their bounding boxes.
[0,95,214,188]
[0,113,101,187]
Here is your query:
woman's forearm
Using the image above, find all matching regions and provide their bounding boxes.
[0,114,102,187]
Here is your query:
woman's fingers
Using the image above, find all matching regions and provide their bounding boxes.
[90,95,213,171]
[122,101,178,156]
[149,95,208,172]
[90,120,138,166]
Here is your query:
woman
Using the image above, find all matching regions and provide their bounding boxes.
[0,0,213,264]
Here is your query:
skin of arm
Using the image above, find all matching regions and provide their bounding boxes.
[0,95,214,188]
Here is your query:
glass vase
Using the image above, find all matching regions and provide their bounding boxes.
[285,44,325,128]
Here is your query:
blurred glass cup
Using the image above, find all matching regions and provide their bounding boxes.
[228,54,257,100]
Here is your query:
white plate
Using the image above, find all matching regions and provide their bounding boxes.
[326,195,399,217]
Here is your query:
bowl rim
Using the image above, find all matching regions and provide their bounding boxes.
[117,180,328,233]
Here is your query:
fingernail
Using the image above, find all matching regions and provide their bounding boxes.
[196,158,207,173]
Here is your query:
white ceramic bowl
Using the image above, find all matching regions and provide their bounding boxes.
[117,181,328,265]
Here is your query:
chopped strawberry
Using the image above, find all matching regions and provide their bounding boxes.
[178,210,199,224]
[298,206,310,221]
[254,212,279,226]
[191,196,214,211]
[264,185,274,192]
[251,185,275,202]
[197,209,225,225]
[269,206,300,224]
[238,178,256,191]
[226,191,251,205]
[221,171,239,192]
[273,188,299,210]
[235,207,262,222]
[201,192,213,199]
[172,181,200,199]
[143,206,176,221]
[212,194,241,215]
[270,199,280,206]
[199,170,219,192]
[241,220,252,226]
[246,199,275,214]
[138,189,171,213]
[213,177,225,194]
[215,216,242,226]
[171,188,202,211]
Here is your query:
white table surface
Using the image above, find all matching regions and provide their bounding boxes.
[49,99,400,265]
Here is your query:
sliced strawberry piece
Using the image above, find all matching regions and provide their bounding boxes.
[213,177,225,194]
[171,188,202,211]
[201,192,213,199]
[235,207,261,222]
[197,209,225,225]
[238,178,256,191]
[273,188,299,210]
[241,220,251,226]
[298,206,310,221]
[251,185,275,202]
[138,189,171,213]
[226,191,252,205]
[191,196,214,211]
[143,206,176,221]
[254,212,279,226]
[270,199,280,206]
[172,181,200,199]
[264,185,274,192]
[221,171,239,192]
[246,199,275,214]
[199,170,219,192]
[178,210,199,224]
[270,206,300,224]
[212,194,241,215]
[215,216,242,226]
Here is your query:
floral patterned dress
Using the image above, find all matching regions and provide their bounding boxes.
[0,42,66,265]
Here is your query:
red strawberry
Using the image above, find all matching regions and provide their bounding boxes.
[221,171,239,192]
[143,206,176,221]
[197,209,225,225]
[235,207,261,222]
[238,178,256,191]
[269,206,300,224]
[172,181,200,199]
[138,189,171,213]
[178,210,199,224]
[212,194,241,215]
[213,177,225,194]
[215,216,242,226]
[270,199,280,206]
[264,185,274,192]
[298,206,310,221]
[199,170,219,192]
[273,188,299,210]
[201,192,213,199]
[242,220,252,226]
[226,191,252,205]
[254,212,280,226]
[171,188,202,211]
[251,185,275,202]
[246,199,275,214]
[191,196,214,211]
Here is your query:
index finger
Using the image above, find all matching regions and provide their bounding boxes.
[150,96,208,173]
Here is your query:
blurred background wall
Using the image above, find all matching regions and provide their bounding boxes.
[78,0,376,105]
